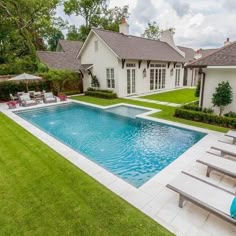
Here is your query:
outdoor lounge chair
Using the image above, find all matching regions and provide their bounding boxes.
[19,94,37,107]
[225,130,236,144]
[211,142,236,160]
[196,153,236,179]
[43,92,57,104]
[166,172,236,225]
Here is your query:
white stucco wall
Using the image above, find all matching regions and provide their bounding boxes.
[80,33,120,93]
[80,32,186,97]
[202,68,236,113]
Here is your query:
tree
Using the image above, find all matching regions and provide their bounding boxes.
[0,0,61,58]
[64,0,129,41]
[212,81,233,116]
[47,28,65,51]
[195,80,201,97]
[66,25,81,41]
[142,21,175,40]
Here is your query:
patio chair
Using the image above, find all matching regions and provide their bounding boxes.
[19,94,37,107]
[225,130,236,144]
[43,92,57,104]
[196,153,236,179]
[9,93,18,101]
[166,172,236,225]
[211,142,236,160]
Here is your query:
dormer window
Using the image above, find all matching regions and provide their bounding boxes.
[94,40,98,52]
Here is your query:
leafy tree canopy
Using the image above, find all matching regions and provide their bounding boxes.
[142,21,175,40]
[64,0,129,41]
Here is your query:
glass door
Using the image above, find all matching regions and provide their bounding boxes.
[127,69,136,95]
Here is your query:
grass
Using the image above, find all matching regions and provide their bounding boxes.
[72,95,229,133]
[0,113,173,236]
[140,88,197,104]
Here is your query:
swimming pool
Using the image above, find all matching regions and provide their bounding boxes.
[16,103,206,187]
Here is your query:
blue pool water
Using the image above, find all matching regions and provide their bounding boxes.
[16,103,206,187]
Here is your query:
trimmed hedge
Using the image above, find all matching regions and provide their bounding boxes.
[87,87,113,93]
[224,111,236,118]
[175,108,236,128]
[63,90,81,96]
[182,104,214,114]
[85,90,117,99]
[0,80,50,101]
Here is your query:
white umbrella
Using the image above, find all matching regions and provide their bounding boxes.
[9,73,42,92]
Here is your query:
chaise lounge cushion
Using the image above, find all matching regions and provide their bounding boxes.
[230,197,236,218]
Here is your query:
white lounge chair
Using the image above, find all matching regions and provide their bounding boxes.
[196,153,236,179]
[43,92,57,104]
[211,142,236,160]
[19,94,37,107]
[225,130,236,144]
[166,172,236,225]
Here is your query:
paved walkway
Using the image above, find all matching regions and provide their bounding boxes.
[127,97,182,107]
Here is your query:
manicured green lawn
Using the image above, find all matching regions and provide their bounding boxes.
[72,95,228,133]
[141,88,198,104]
[0,113,173,235]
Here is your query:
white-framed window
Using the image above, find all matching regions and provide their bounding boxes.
[150,64,166,68]
[94,40,98,52]
[175,68,181,87]
[126,63,136,67]
[106,68,115,88]
[150,68,166,90]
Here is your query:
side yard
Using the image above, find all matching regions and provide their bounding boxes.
[140,88,197,104]
[0,113,172,236]
[72,95,228,133]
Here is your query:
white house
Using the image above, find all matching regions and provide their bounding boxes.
[77,19,202,97]
[37,20,222,98]
[188,39,236,114]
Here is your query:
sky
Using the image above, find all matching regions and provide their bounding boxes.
[57,0,236,49]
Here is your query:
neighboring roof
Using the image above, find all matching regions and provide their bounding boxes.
[87,28,186,62]
[58,40,83,58]
[37,40,83,71]
[199,48,219,58]
[188,42,236,67]
[37,51,81,71]
[177,46,196,63]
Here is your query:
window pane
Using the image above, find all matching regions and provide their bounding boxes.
[150,69,154,90]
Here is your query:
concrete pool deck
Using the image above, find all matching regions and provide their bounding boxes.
[0,100,235,236]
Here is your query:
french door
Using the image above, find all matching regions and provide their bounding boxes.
[150,68,166,90]
[127,69,136,94]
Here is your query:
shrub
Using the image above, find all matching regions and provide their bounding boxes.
[63,90,81,96]
[87,87,113,93]
[174,108,236,128]
[182,104,213,114]
[0,80,50,101]
[224,111,236,118]
[85,90,117,99]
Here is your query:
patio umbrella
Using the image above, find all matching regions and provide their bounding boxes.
[8,73,42,92]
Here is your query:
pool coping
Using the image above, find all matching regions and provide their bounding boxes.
[0,100,226,235]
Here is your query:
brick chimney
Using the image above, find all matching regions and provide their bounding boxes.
[224,37,231,46]
[119,18,129,35]
[194,49,202,60]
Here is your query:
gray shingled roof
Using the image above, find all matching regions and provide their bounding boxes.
[177,46,196,63]
[93,28,186,62]
[58,40,83,58]
[37,40,83,71]
[37,51,81,71]
[188,42,236,67]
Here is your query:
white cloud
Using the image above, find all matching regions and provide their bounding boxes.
[57,0,236,49]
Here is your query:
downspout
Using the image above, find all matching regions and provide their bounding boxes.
[199,68,206,107]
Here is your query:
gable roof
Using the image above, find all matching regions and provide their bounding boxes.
[80,28,186,62]
[177,46,196,63]
[188,42,236,67]
[37,51,81,71]
[58,40,83,58]
[37,40,83,71]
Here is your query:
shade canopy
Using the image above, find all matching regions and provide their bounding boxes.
[8,73,42,81]
[8,73,42,92]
